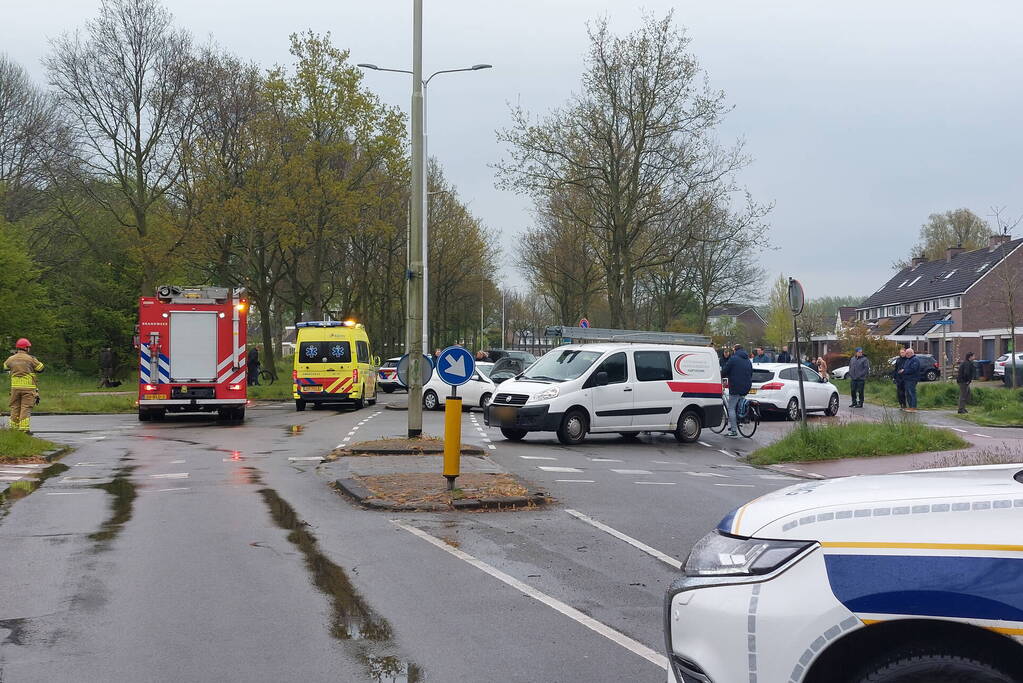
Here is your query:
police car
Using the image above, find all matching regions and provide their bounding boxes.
[665,464,1023,683]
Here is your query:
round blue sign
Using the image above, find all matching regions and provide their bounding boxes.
[436,346,476,386]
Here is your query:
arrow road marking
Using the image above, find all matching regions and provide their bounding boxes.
[393,519,668,670]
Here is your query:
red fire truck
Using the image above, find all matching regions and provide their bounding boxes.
[137,285,248,422]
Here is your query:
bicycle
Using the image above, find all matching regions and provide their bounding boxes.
[256,369,276,385]
[709,396,760,438]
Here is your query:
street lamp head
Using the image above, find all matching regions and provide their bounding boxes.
[471,64,493,70]
[356,63,380,70]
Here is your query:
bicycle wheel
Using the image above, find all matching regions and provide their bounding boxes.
[259,369,275,385]
[709,398,728,434]
[738,403,759,438]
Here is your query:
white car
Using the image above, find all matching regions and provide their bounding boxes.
[749,363,840,420]
[994,353,1023,377]
[377,357,403,393]
[665,464,1023,683]
[422,367,496,412]
[830,365,850,380]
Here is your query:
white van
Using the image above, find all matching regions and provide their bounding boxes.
[483,343,723,445]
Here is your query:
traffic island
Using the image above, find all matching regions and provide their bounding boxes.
[334,472,549,512]
[328,437,485,458]
[0,430,64,464]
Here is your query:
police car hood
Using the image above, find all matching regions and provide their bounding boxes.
[727,464,1023,538]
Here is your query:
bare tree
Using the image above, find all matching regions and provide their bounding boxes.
[898,208,993,266]
[46,0,206,291]
[497,11,749,327]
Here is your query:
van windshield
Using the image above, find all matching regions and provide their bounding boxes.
[299,341,351,364]
[520,350,601,382]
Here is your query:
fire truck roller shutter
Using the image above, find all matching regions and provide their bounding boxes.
[170,312,218,382]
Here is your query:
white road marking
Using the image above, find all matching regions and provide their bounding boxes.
[589,458,624,463]
[610,469,651,475]
[698,441,713,448]
[170,459,186,464]
[148,487,191,492]
[757,474,797,480]
[288,456,324,461]
[651,461,685,465]
[519,456,557,461]
[0,475,25,481]
[488,445,496,450]
[717,449,736,458]
[538,466,583,473]
[555,479,595,483]
[6,464,46,469]
[972,433,992,438]
[393,519,668,670]
[714,483,755,488]
[0,470,33,475]
[150,472,189,479]
[635,481,676,486]
[949,427,968,433]
[684,471,728,478]
[46,491,87,495]
[565,509,682,570]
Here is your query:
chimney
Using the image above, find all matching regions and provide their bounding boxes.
[946,245,965,262]
[911,255,928,267]
[989,233,1010,248]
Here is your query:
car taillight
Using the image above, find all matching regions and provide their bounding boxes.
[292,370,298,380]
[760,382,785,391]
[353,368,359,383]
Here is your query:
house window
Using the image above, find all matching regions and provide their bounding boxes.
[977,263,990,273]
[943,269,957,280]
[953,296,961,307]
[898,280,909,288]
[909,276,921,286]
[923,301,931,312]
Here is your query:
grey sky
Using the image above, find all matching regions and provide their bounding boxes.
[7,1,1023,303]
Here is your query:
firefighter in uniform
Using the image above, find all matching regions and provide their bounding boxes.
[4,338,44,434]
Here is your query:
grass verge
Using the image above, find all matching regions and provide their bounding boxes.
[748,417,969,465]
[0,430,60,462]
[832,378,1023,426]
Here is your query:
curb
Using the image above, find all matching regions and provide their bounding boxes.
[334,477,550,512]
[337,445,486,457]
[42,446,72,462]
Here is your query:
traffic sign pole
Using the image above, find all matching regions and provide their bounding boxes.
[789,278,808,425]
[436,346,475,490]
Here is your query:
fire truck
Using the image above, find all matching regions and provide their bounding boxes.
[137,285,248,422]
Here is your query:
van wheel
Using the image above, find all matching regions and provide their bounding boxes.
[423,390,439,411]
[501,428,527,441]
[619,432,641,441]
[480,393,492,409]
[674,409,702,443]
[854,652,1015,683]
[557,409,588,445]
[295,400,306,412]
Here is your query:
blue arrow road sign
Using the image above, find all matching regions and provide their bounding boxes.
[436,346,475,386]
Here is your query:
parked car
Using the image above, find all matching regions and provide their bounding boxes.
[994,353,1023,377]
[475,361,494,378]
[377,357,403,393]
[422,367,496,412]
[830,365,850,380]
[489,356,530,384]
[665,463,1023,683]
[887,353,941,381]
[484,343,724,445]
[749,363,840,420]
[485,349,538,365]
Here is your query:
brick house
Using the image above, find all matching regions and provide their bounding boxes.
[854,235,1023,362]
[707,305,767,344]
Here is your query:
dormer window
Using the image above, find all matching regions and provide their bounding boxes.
[943,269,957,280]
[977,262,990,273]
[909,276,921,286]
[897,280,909,288]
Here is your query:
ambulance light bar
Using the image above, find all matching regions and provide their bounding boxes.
[295,320,362,328]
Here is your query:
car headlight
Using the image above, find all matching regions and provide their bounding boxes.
[683,531,815,577]
[530,386,559,402]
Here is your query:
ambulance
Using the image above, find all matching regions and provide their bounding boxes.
[292,321,379,411]
[137,285,247,422]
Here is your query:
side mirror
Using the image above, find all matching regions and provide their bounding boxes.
[372,355,381,367]
[594,371,609,387]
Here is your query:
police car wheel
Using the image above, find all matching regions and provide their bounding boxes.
[423,390,439,411]
[557,409,588,445]
[858,653,1014,683]
[382,386,395,394]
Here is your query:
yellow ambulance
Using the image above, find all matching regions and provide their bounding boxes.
[292,321,378,411]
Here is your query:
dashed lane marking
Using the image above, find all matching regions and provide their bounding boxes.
[610,469,652,475]
[949,428,968,433]
[488,445,496,450]
[288,456,324,461]
[565,509,682,570]
[147,487,191,492]
[972,433,992,438]
[537,466,583,473]
[170,459,186,464]
[590,458,623,463]
[150,472,189,479]
[715,483,755,488]
[520,456,558,460]
[684,471,728,478]
[698,441,713,448]
[718,449,737,458]
[651,460,686,465]
[46,491,88,495]
[635,481,676,486]
[757,474,798,480]
[393,519,668,671]
[556,479,595,483]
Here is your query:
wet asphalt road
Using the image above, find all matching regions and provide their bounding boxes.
[0,397,796,683]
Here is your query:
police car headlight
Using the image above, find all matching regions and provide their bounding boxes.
[684,531,815,577]
[530,387,559,402]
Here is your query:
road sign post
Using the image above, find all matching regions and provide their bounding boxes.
[436,346,475,490]
[396,353,434,388]
[788,278,808,424]
[934,319,954,381]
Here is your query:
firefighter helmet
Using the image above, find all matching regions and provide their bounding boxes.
[15,338,31,349]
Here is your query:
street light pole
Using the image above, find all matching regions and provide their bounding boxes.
[407,0,425,437]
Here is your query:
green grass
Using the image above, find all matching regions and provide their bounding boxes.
[0,430,59,461]
[748,417,969,465]
[33,370,137,413]
[832,378,1023,426]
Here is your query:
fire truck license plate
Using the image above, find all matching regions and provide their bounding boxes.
[300,385,322,393]
[143,394,168,400]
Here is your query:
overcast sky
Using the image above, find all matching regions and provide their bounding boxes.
[7,1,1023,303]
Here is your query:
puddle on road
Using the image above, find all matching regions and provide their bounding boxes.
[0,462,70,515]
[89,466,138,547]
[258,488,421,680]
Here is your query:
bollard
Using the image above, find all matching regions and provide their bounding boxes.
[443,395,461,490]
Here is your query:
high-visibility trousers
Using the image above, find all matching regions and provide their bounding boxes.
[9,388,35,431]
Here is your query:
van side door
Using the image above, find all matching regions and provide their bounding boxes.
[585,351,633,431]
[631,350,676,429]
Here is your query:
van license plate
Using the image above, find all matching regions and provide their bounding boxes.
[493,406,517,423]
[300,385,322,393]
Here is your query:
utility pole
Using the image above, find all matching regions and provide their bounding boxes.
[407,0,425,437]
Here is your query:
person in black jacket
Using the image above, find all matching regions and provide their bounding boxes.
[776,346,792,364]
[957,351,976,414]
[247,346,261,386]
[892,347,908,408]
[899,348,922,411]
[721,345,753,438]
